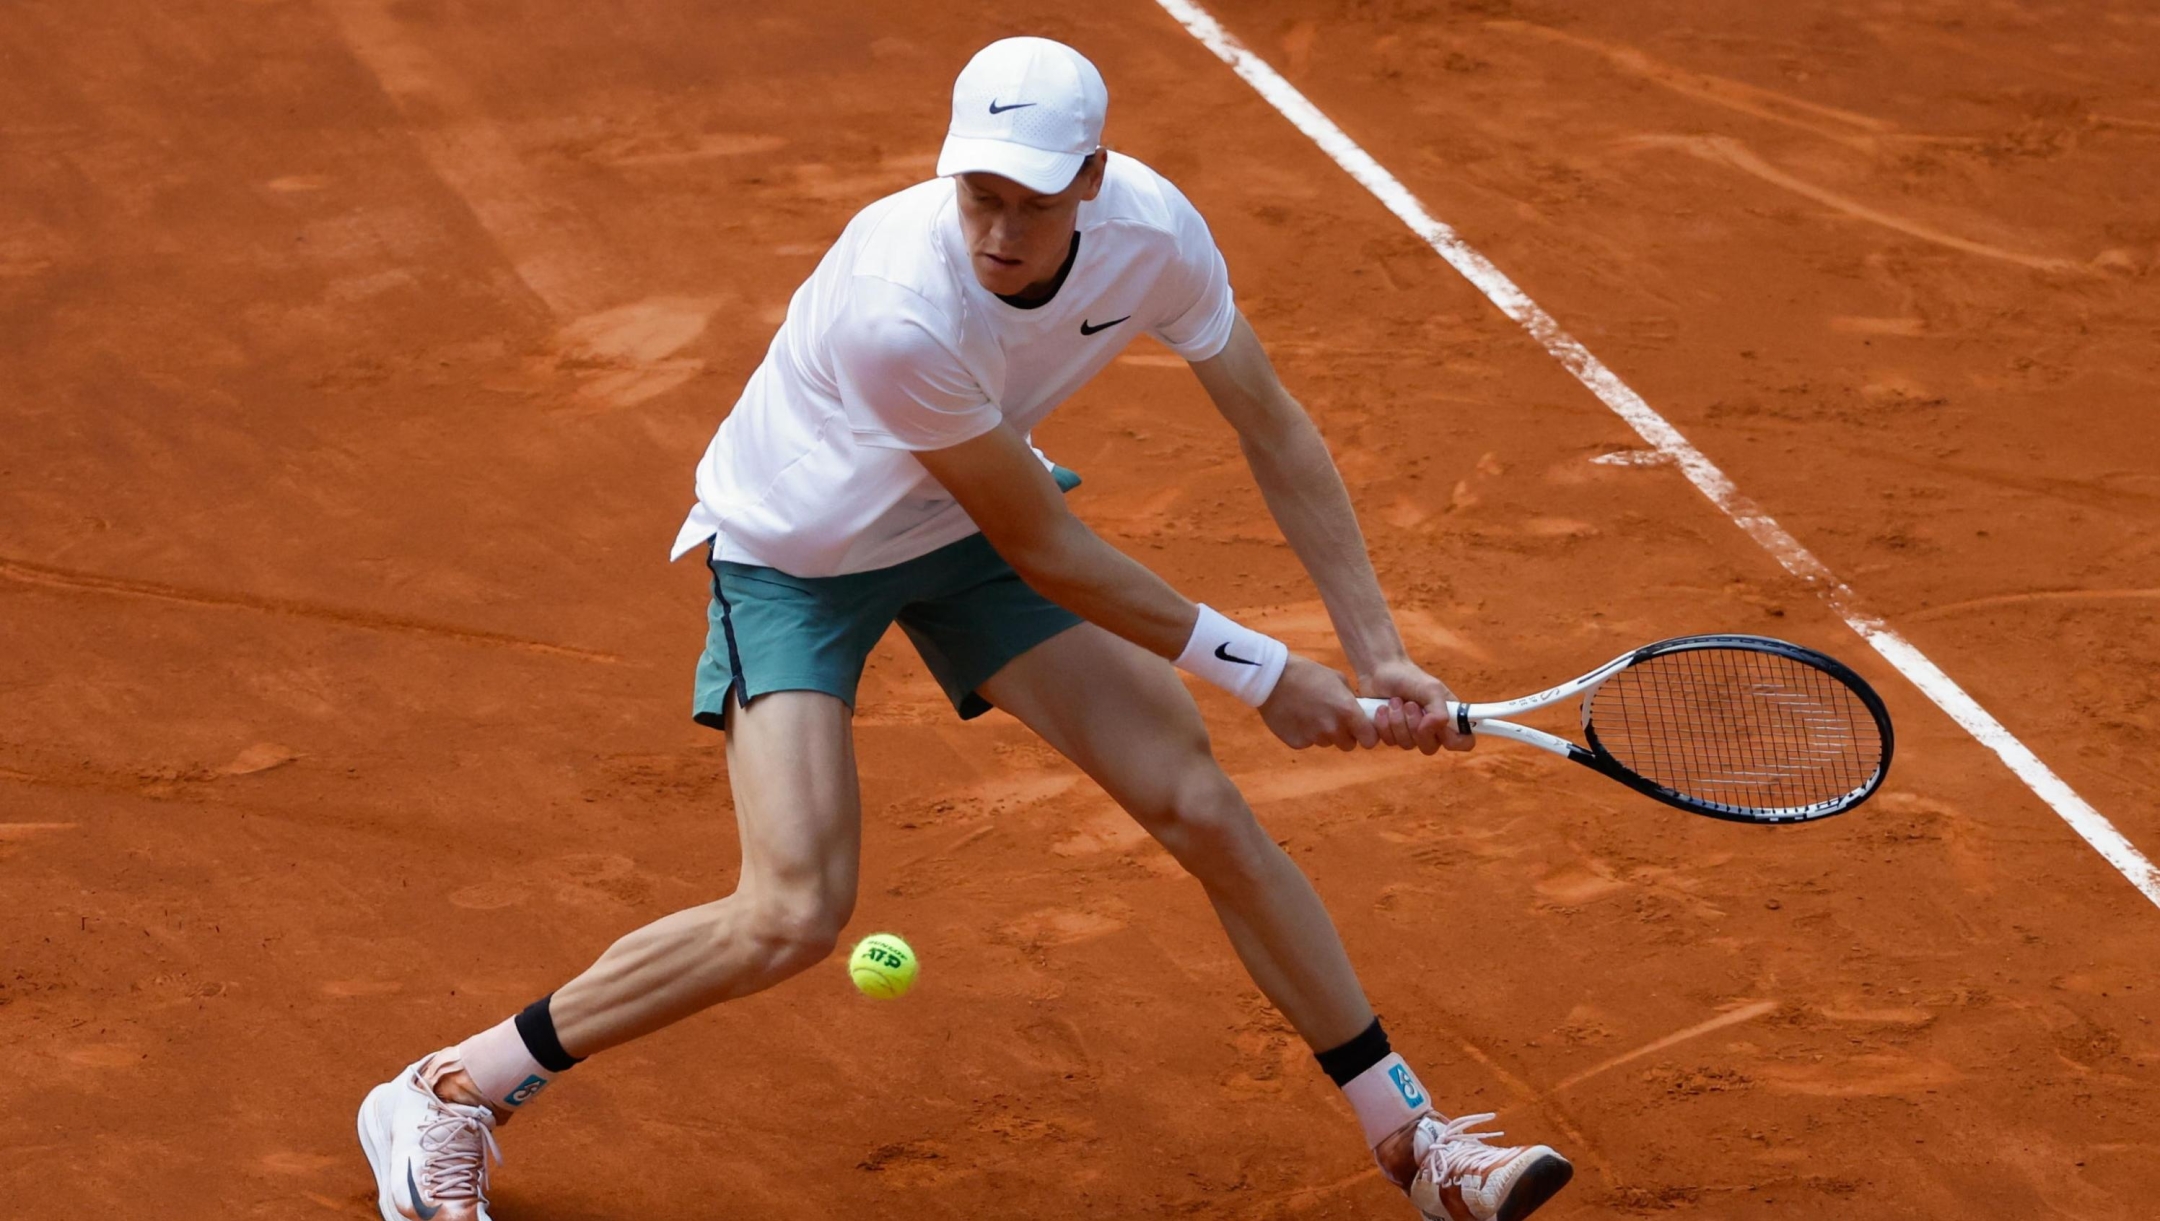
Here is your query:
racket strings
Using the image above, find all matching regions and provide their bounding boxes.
[1588,647,1884,814]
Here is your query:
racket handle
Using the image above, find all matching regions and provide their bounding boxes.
[1355,697,1465,722]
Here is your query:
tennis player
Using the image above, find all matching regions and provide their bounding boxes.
[359,36,1572,1221]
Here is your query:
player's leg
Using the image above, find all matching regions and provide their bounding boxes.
[547,688,861,1052]
[975,624,1572,1221]
[442,575,874,1098]
[357,550,889,1221]
[981,623,1373,1046]
[356,690,860,1221]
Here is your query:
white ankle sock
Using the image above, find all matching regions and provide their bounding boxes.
[1342,1053,1434,1146]
[450,1017,558,1113]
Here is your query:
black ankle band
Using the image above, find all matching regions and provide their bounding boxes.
[1315,1016,1392,1087]
[514,993,584,1072]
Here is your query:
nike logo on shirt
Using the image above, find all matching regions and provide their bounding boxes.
[988,99,1035,114]
[1079,315,1130,335]
[1214,642,1259,666]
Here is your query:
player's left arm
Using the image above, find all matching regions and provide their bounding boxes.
[1189,311,1468,753]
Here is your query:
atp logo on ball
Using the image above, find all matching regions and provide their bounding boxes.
[848,932,919,999]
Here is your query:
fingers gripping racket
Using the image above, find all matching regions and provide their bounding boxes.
[1358,634,1894,824]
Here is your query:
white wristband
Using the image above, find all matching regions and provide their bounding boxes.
[1175,604,1289,707]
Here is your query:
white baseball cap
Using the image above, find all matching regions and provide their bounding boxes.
[936,37,1108,195]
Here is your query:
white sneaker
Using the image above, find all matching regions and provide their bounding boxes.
[1407,1113,1572,1221]
[358,1055,503,1221]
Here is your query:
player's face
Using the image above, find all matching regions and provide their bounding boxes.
[955,155,1105,298]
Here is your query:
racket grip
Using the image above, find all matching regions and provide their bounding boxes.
[1355,697,1465,722]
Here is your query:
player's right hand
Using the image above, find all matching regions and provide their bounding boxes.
[1260,655,1379,752]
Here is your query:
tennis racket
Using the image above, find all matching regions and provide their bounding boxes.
[1357,633,1893,823]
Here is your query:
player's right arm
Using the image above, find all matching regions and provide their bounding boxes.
[913,423,1375,751]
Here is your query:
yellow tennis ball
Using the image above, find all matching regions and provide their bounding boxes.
[848,932,918,999]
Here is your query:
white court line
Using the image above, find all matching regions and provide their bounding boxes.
[1153,0,2160,909]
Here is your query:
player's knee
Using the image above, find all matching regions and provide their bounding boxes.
[1148,768,1268,879]
[741,888,852,973]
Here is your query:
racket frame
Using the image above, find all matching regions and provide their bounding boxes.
[1356,633,1894,823]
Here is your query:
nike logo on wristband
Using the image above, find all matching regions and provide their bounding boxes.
[1214,642,1259,666]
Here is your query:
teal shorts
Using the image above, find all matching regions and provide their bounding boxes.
[693,468,1086,729]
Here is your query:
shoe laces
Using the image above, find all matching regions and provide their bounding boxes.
[417,1101,502,1202]
[1417,1112,1514,1183]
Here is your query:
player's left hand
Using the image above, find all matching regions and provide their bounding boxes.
[1360,659,1474,754]
[1261,655,1381,753]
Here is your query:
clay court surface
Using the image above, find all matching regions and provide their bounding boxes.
[6,0,2160,1216]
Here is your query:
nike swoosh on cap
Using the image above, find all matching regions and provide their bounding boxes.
[1214,642,1259,666]
[987,99,1035,114]
[1079,315,1130,335]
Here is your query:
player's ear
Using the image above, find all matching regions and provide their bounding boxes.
[1074,150,1107,201]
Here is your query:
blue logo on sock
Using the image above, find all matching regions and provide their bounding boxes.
[1388,1064,1427,1110]
[502,1074,549,1107]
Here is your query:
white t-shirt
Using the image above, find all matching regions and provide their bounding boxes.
[670,152,1237,575]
